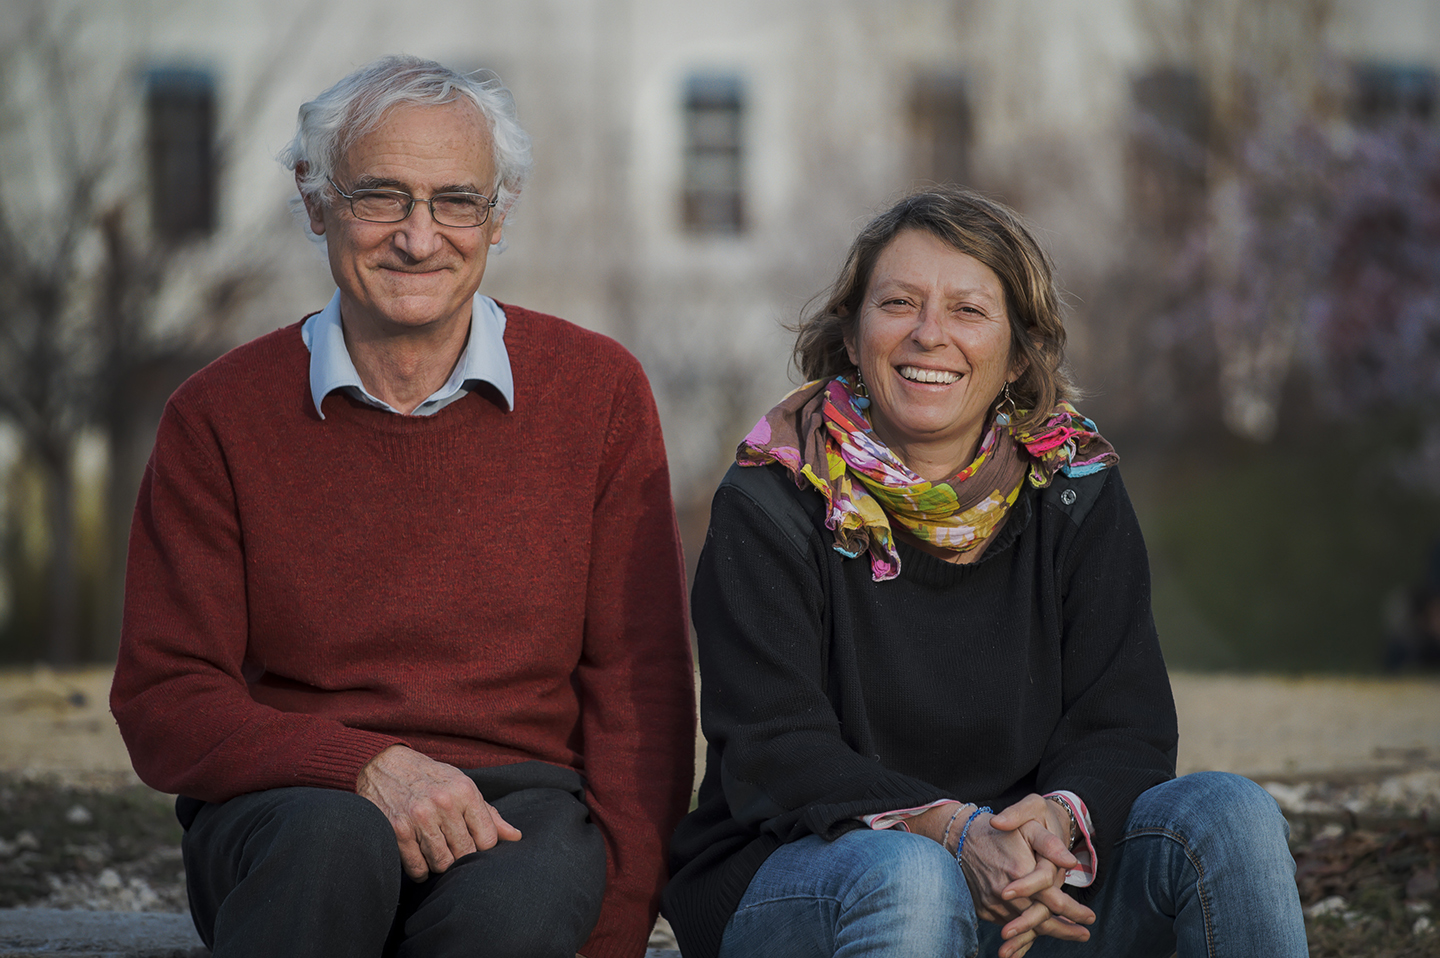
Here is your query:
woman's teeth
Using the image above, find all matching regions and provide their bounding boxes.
[898,365,961,384]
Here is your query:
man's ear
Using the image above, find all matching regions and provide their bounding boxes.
[295,164,326,237]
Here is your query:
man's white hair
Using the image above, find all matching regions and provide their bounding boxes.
[279,55,533,224]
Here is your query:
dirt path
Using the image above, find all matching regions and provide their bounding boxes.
[0,668,138,788]
[3,666,1437,785]
[1170,672,1440,779]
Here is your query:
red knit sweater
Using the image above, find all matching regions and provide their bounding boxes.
[111,304,696,958]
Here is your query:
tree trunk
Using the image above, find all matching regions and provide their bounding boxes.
[38,437,79,666]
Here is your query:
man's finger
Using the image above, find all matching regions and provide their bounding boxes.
[464,800,498,850]
[393,831,430,881]
[466,800,524,852]
[436,808,480,863]
[463,800,522,851]
[488,802,523,842]
[415,818,460,873]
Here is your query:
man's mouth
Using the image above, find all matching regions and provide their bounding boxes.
[897,365,961,385]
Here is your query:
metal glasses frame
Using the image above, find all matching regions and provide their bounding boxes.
[325,175,498,227]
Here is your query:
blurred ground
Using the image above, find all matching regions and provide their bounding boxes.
[1170,672,1440,779]
[0,666,1437,954]
[4,666,1434,786]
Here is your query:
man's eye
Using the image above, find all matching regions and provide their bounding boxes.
[353,193,407,214]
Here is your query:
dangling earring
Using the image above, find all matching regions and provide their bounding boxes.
[993,382,1017,426]
[852,368,871,410]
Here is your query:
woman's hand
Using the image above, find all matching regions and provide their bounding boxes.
[985,795,1096,953]
[906,797,1094,958]
[991,793,1077,873]
[906,802,1047,957]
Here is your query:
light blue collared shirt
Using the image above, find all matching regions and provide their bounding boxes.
[300,290,515,419]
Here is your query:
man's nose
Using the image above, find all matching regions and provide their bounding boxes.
[392,201,447,259]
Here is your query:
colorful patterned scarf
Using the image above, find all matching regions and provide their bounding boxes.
[737,376,1118,580]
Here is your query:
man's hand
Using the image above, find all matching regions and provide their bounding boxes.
[356,745,522,880]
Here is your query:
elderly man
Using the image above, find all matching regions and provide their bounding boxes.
[111,55,694,958]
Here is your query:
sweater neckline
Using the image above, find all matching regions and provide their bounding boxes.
[318,385,507,433]
[287,319,513,433]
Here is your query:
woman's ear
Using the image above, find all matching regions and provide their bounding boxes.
[1008,352,1031,384]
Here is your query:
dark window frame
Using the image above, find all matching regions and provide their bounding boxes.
[908,71,974,188]
[1352,62,1438,126]
[1127,66,1210,235]
[145,66,217,243]
[681,74,746,235]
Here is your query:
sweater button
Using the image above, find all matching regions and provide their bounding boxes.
[1060,489,1077,505]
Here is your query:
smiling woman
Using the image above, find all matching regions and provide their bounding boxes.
[662,187,1309,958]
[845,229,1020,482]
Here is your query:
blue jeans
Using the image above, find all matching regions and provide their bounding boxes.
[717,772,1307,958]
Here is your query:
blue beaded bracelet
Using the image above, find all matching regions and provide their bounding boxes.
[954,805,992,866]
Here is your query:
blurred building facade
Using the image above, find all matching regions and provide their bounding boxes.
[1,0,1438,660]
[13,0,1434,490]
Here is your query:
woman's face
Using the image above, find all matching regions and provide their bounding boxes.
[845,229,1020,481]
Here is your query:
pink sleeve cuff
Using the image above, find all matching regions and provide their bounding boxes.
[859,799,955,831]
[859,792,1096,889]
[1045,790,1096,888]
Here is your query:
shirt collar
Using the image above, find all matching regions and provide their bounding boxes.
[301,290,514,419]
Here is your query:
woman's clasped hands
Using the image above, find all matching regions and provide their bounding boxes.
[913,794,1095,958]
[977,795,1096,957]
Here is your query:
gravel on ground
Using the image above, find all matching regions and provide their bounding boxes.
[1,666,1436,956]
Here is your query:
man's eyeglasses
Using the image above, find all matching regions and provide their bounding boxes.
[326,176,499,228]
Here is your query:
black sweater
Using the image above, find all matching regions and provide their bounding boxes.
[662,462,1178,958]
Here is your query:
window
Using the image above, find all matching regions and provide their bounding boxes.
[909,72,973,187]
[1127,67,1209,234]
[681,74,745,234]
[145,67,217,242]
[1352,63,1438,126]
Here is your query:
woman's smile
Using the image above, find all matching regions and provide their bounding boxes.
[896,364,962,385]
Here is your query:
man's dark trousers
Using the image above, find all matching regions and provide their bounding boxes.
[179,761,607,958]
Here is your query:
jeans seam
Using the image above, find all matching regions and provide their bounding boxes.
[1120,826,1216,957]
[734,892,840,912]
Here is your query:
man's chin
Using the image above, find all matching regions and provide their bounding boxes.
[355,300,469,334]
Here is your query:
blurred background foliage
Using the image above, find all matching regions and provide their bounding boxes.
[1128,420,1440,673]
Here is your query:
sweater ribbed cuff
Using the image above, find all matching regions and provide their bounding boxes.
[305,731,409,792]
